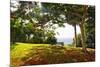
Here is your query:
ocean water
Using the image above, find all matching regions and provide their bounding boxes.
[57,38,73,44]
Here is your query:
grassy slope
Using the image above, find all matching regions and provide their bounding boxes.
[11,43,49,65]
[11,43,95,66]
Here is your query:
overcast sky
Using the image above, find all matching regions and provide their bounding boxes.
[55,23,81,39]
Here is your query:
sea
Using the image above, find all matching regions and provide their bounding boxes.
[57,38,73,44]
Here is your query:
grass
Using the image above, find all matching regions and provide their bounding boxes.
[11,43,50,66]
[11,43,95,66]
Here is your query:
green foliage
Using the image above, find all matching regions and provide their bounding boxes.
[11,1,95,50]
[45,37,57,45]
[10,1,57,44]
[85,6,95,48]
[73,34,82,47]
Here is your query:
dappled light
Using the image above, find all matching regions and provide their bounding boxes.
[11,43,95,66]
[10,1,95,67]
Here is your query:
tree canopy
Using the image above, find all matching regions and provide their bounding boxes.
[11,1,95,50]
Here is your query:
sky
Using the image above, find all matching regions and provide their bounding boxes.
[55,23,81,39]
[54,23,81,44]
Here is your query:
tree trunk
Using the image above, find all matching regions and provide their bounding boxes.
[79,23,87,53]
[80,5,88,53]
[27,34,30,42]
[74,25,77,47]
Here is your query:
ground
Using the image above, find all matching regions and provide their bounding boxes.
[10,43,95,67]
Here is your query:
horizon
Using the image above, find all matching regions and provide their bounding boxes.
[56,37,73,44]
[55,23,81,44]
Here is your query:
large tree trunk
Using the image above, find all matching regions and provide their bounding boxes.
[79,5,88,53]
[79,23,87,53]
[74,25,77,47]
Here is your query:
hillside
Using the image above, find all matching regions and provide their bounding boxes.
[11,43,95,67]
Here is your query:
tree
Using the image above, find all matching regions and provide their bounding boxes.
[66,13,81,47]
[11,1,95,52]
[85,6,95,48]
[11,1,57,44]
[10,1,36,43]
[65,5,89,52]
[73,6,95,49]
[45,37,57,45]
[73,34,82,47]
[42,3,94,52]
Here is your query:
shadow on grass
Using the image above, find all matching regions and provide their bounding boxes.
[11,45,95,66]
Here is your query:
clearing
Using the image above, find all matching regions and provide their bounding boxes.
[11,43,95,66]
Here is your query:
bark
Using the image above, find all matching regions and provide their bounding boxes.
[74,25,77,47]
[27,34,30,42]
[79,5,88,53]
[79,23,87,53]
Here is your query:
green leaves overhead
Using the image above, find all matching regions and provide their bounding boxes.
[10,1,95,49]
